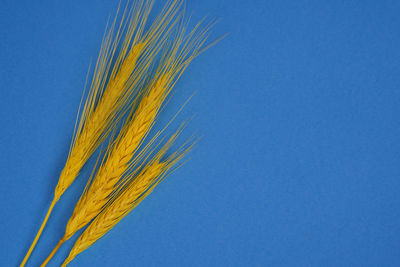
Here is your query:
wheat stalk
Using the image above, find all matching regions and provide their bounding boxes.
[40,17,213,266]
[61,132,193,267]
[20,0,184,265]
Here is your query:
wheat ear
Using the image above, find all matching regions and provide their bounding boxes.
[64,16,214,236]
[40,17,211,266]
[62,131,193,267]
[64,23,209,239]
[20,1,156,265]
[54,0,185,202]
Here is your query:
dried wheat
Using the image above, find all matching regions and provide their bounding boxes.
[40,16,214,266]
[20,0,183,265]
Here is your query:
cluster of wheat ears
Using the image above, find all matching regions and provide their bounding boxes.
[20,0,219,266]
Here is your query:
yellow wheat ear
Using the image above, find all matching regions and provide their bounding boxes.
[73,15,213,236]
[40,15,213,265]
[20,0,184,265]
[62,129,195,267]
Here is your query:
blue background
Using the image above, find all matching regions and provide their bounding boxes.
[1,0,400,266]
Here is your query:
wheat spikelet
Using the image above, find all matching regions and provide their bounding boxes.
[21,0,183,265]
[61,132,193,267]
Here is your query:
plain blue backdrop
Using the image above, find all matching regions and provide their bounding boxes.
[1,0,400,266]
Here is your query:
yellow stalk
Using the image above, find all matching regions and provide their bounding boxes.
[37,4,217,266]
[41,26,206,266]
[41,14,214,266]
[34,1,188,266]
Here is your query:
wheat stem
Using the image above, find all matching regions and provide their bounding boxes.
[40,238,65,267]
[20,199,56,267]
